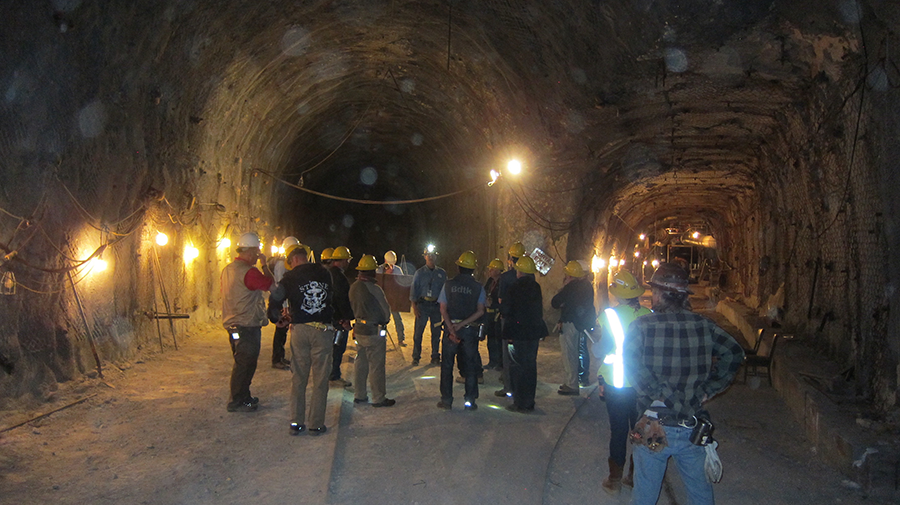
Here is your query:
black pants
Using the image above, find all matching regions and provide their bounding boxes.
[578,331,590,385]
[227,326,261,405]
[440,327,479,403]
[272,324,288,364]
[606,386,638,466]
[484,312,502,367]
[330,329,348,380]
[509,339,540,410]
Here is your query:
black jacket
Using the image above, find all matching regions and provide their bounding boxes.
[550,277,595,330]
[328,265,355,324]
[502,275,548,341]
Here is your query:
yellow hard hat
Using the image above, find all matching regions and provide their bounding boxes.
[609,270,643,299]
[384,250,397,265]
[331,246,352,260]
[356,254,378,271]
[321,247,334,261]
[456,250,477,270]
[514,256,537,274]
[508,242,525,258]
[283,244,310,271]
[488,258,503,270]
[564,260,586,278]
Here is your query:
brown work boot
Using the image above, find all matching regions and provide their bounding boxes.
[621,455,635,488]
[602,458,624,494]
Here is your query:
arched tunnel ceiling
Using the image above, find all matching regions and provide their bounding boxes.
[182,0,849,247]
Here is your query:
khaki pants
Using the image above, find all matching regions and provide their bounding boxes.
[353,332,387,403]
[290,324,334,429]
[559,322,581,390]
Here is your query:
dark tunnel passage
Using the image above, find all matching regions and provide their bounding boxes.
[0,0,899,464]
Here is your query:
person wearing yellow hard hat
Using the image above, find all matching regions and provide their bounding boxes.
[349,254,396,408]
[266,241,336,436]
[592,270,652,493]
[551,260,596,396]
[375,250,407,347]
[409,244,447,366]
[320,247,335,267]
[326,246,355,388]
[436,251,486,411]
[494,241,526,398]
[482,258,504,370]
[221,232,276,413]
[502,255,548,413]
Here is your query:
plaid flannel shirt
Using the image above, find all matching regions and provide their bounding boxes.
[623,310,744,418]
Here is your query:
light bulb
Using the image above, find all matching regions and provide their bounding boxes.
[155,232,169,246]
[184,245,200,262]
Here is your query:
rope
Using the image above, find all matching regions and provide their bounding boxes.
[253,169,487,205]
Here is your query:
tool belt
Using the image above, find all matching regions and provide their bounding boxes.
[304,322,334,331]
[420,297,437,303]
[450,319,480,328]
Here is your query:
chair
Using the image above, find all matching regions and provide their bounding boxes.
[743,328,765,356]
[743,331,779,386]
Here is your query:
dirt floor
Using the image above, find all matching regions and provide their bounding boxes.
[0,309,888,505]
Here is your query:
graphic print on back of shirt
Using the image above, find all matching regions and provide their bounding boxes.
[300,281,329,314]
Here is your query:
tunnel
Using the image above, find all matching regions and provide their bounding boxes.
[1,0,899,497]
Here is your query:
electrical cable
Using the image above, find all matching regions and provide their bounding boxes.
[253,169,488,205]
[0,204,26,221]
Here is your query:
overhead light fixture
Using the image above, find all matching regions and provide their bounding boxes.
[651,259,660,268]
[591,255,605,273]
[692,231,700,239]
[634,251,641,258]
[217,237,231,250]
[507,159,522,175]
[155,232,169,246]
[639,233,646,241]
[271,245,279,255]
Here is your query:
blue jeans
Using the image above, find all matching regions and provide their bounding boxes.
[631,425,714,505]
[440,327,479,403]
[412,302,442,361]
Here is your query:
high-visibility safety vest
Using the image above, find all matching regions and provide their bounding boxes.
[596,304,652,388]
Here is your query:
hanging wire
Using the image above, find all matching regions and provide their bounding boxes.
[253,168,488,205]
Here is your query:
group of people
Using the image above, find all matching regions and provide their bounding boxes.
[221,231,745,504]
[220,232,400,436]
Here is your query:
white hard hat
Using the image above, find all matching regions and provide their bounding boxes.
[384,250,397,265]
[282,236,300,250]
[237,232,261,249]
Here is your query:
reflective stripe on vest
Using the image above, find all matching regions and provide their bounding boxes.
[603,307,627,388]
